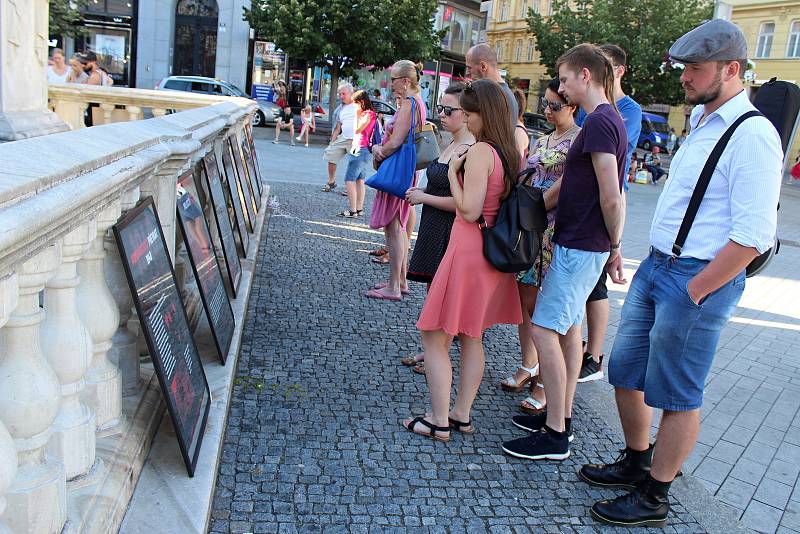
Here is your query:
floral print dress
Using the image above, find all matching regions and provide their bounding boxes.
[517,129,579,286]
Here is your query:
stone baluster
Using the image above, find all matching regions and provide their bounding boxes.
[78,204,122,432]
[42,224,97,480]
[99,102,115,125]
[126,105,142,122]
[0,246,67,534]
[105,187,142,396]
[0,274,19,534]
[152,108,167,118]
[50,99,87,131]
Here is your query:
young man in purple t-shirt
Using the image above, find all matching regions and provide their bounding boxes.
[502,43,627,461]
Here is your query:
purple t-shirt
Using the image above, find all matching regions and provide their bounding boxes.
[553,103,627,252]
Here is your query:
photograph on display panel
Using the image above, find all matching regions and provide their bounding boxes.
[227,136,257,228]
[244,123,264,196]
[112,197,210,477]
[240,136,262,212]
[176,171,235,364]
[221,142,254,235]
[208,150,249,253]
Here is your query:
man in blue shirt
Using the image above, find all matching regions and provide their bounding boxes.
[574,44,642,384]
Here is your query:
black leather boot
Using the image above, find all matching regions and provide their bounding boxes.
[590,474,671,527]
[578,444,653,489]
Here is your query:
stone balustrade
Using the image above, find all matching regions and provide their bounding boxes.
[0,92,256,533]
[47,83,233,130]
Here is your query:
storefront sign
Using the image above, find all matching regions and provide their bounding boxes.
[113,197,211,477]
[202,153,242,297]
[252,84,274,101]
[176,171,235,364]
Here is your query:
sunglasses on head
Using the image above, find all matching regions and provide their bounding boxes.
[541,97,565,112]
[436,104,462,117]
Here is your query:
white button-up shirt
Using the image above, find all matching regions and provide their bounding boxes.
[650,90,783,260]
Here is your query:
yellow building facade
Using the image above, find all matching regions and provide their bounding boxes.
[730,0,800,165]
[485,0,552,111]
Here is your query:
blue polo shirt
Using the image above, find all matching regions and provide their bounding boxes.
[577,95,642,191]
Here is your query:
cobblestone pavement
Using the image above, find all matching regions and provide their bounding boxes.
[208,141,713,532]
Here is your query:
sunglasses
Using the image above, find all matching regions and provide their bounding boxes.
[390,76,407,82]
[436,104,462,117]
[541,97,565,112]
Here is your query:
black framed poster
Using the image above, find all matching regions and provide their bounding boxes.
[221,141,254,235]
[240,137,263,212]
[201,152,242,297]
[176,171,235,364]
[208,150,249,254]
[112,197,211,477]
[229,136,258,221]
[244,123,264,197]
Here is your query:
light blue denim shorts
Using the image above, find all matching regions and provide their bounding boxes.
[531,244,609,335]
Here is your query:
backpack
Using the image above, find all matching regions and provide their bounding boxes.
[368,119,384,152]
[478,144,548,273]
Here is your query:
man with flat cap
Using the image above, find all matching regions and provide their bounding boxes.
[577,19,783,527]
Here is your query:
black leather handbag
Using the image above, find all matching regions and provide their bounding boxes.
[478,146,548,273]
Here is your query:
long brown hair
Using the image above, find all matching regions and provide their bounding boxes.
[556,43,617,112]
[460,79,520,200]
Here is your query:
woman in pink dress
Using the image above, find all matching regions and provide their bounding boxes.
[403,79,523,441]
[367,60,427,301]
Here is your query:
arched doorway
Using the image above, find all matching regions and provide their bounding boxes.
[173,0,218,77]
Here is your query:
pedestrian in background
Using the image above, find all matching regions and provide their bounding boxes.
[512,88,530,158]
[502,78,580,416]
[273,106,296,145]
[81,51,113,86]
[465,43,518,126]
[321,84,356,192]
[296,105,315,147]
[366,61,426,301]
[404,79,522,441]
[66,53,88,84]
[47,48,69,84]
[336,90,376,218]
[400,82,474,374]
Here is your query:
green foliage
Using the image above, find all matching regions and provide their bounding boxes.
[49,0,89,39]
[244,0,443,73]
[527,0,713,105]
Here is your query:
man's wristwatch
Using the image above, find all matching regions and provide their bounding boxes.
[611,242,621,251]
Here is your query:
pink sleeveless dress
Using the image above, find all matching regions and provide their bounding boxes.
[369,95,426,230]
[416,146,522,338]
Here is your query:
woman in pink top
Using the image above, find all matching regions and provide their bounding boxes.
[336,90,377,217]
[367,61,427,301]
[404,79,523,441]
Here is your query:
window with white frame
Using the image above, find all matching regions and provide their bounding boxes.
[495,42,503,61]
[756,22,774,58]
[531,0,539,13]
[515,39,523,62]
[501,0,509,20]
[788,20,800,58]
[527,38,535,62]
[519,0,528,18]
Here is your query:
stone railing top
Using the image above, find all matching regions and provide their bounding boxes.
[0,97,255,278]
[47,83,244,111]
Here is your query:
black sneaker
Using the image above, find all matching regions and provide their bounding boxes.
[502,427,570,460]
[590,475,670,528]
[579,445,653,489]
[511,412,574,442]
[577,353,604,383]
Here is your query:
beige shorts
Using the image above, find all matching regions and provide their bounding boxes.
[323,136,353,164]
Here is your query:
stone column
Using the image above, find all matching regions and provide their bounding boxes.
[42,224,96,480]
[78,203,122,432]
[105,187,142,396]
[0,273,19,534]
[0,245,67,534]
[0,0,68,141]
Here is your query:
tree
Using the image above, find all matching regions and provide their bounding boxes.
[50,0,89,39]
[244,0,445,119]
[528,0,713,105]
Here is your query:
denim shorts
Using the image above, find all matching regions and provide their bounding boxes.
[608,248,745,411]
[532,244,609,335]
[344,149,371,182]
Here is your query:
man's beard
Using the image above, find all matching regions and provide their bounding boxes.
[685,69,723,105]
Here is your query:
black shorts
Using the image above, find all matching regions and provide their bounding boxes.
[587,271,608,302]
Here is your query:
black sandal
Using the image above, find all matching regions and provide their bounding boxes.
[336,210,357,218]
[356,209,364,217]
[404,416,450,442]
[448,417,475,434]
[321,182,337,192]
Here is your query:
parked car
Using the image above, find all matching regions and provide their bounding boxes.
[638,112,671,153]
[155,75,280,126]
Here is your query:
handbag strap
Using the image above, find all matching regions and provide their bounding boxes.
[477,142,512,229]
[672,110,761,256]
[405,96,417,146]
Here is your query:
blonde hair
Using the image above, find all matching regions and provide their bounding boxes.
[303,104,312,112]
[392,60,423,93]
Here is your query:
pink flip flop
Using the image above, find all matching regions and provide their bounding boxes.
[364,288,402,301]
[372,282,410,295]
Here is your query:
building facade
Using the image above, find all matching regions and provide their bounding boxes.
[485,0,551,111]
[728,0,800,165]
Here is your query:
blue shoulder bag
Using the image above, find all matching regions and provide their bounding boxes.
[365,97,417,199]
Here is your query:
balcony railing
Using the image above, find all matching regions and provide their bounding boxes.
[0,86,257,534]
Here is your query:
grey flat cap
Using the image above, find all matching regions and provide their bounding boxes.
[669,19,748,63]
